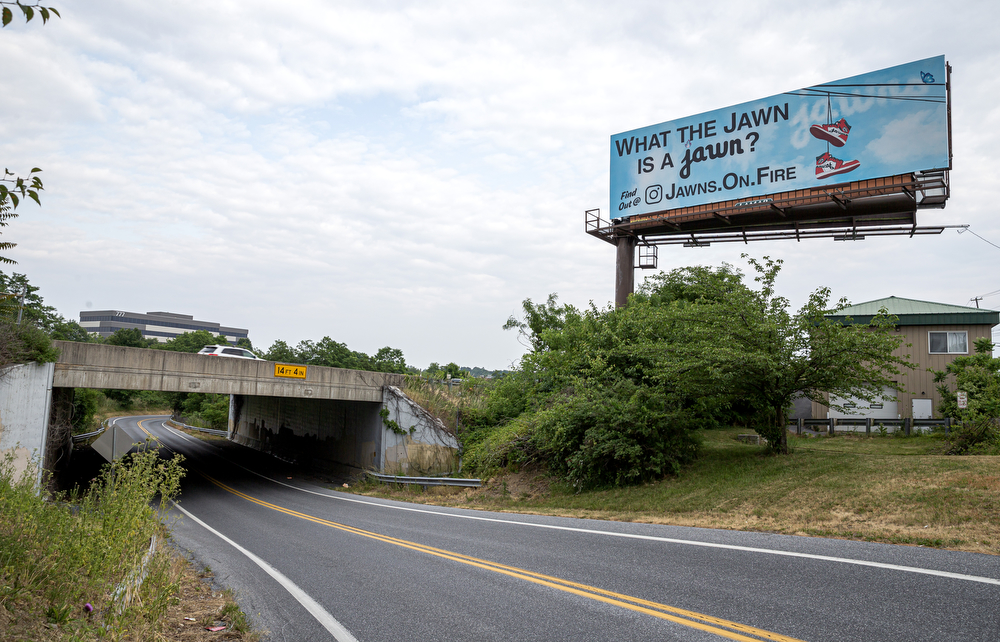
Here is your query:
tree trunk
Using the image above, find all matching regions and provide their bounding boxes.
[777,406,788,454]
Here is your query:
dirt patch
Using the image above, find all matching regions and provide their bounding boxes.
[477,466,553,501]
[165,548,255,641]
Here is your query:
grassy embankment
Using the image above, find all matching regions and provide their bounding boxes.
[355,419,1000,556]
[1,443,257,641]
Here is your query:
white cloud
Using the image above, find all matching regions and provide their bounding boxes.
[3,0,999,369]
[865,110,949,164]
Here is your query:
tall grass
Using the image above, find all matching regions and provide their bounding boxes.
[0,445,185,639]
[402,375,491,434]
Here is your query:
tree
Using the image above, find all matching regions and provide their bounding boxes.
[1,2,59,29]
[262,339,298,363]
[0,200,16,265]
[105,327,153,348]
[503,293,578,352]
[296,336,358,369]
[467,257,914,489]
[0,270,91,339]
[1,170,45,264]
[657,256,912,453]
[372,346,406,374]
[157,329,226,353]
[3,1,59,261]
[0,270,53,324]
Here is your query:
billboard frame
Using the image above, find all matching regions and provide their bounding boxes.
[589,60,954,307]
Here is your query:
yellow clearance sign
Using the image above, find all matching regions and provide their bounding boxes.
[274,363,307,379]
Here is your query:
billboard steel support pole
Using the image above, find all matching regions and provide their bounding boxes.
[615,235,637,308]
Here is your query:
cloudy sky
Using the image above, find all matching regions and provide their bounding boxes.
[2,0,998,370]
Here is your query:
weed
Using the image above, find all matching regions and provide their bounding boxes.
[0,444,186,639]
[220,590,254,634]
[45,602,73,624]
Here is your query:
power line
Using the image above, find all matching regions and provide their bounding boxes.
[957,226,1000,251]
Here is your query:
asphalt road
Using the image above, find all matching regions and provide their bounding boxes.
[109,415,1000,642]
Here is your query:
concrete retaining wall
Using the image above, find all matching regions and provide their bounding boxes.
[0,362,55,486]
[380,386,459,475]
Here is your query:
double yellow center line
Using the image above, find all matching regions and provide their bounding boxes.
[200,471,806,642]
[138,419,805,641]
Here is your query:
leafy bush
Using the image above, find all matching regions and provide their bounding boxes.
[71,387,101,432]
[944,413,1000,455]
[462,413,539,474]
[171,392,230,430]
[461,258,909,487]
[0,319,60,367]
[934,337,1000,455]
[533,380,700,488]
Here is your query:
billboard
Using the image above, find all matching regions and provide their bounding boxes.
[610,56,950,220]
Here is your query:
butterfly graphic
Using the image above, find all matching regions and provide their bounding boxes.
[920,71,935,84]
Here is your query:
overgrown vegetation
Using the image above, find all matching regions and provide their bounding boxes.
[0,447,186,639]
[455,257,911,489]
[0,317,60,367]
[934,336,1000,454]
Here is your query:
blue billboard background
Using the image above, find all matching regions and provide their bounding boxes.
[609,56,949,219]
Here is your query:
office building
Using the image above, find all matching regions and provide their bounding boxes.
[78,310,249,345]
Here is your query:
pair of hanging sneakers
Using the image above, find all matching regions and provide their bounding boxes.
[811,118,860,179]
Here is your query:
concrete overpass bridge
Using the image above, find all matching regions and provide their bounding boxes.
[1,342,458,485]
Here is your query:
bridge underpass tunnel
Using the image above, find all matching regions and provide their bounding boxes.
[229,386,459,476]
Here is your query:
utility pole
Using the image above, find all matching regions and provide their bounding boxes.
[971,296,982,309]
[0,287,25,323]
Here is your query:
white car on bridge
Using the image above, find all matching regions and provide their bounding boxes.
[198,345,262,360]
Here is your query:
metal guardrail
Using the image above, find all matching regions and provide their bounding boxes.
[166,419,228,437]
[73,417,228,444]
[367,472,482,488]
[73,419,109,444]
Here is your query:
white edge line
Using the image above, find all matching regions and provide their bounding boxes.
[163,424,195,443]
[152,419,1000,589]
[171,501,359,642]
[237,463,1000,587]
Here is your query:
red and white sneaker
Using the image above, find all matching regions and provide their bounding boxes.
[810,118,852,147]
[815,152,860,179]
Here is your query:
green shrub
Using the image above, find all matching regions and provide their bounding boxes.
[71,387,102,432]
[0,319,60,366]
[463,413,539,475]
[532,380,701,489]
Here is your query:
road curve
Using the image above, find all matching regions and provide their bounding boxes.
[113,415,1000,641]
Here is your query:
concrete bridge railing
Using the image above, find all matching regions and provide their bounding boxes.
[52,341,403,402]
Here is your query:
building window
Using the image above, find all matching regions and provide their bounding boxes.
[928,331,968,354]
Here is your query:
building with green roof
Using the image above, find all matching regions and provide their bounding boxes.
[813,297,999,420]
